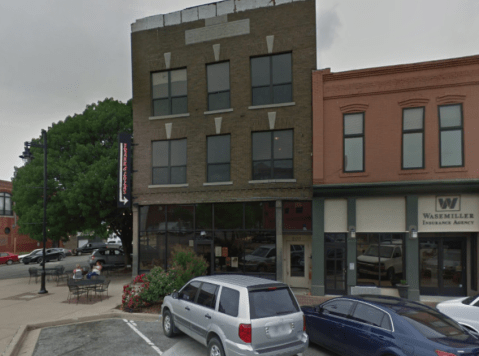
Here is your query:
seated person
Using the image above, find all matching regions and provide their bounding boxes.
[87,261,103,279]
[72,264,83,279]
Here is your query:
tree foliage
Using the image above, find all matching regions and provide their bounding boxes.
[12,98,133,261]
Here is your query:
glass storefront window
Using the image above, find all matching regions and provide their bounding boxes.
[167,231,194,269]
[213,231,245,274]
[245,202,276,230]
[214,203,243,229]
[166,205,194,231]
[357,233,405,288]
[196,204,212,230]
[139,231,165,270]
[140,205,166,231]
[283,201,312,231]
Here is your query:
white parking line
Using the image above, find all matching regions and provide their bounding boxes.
[123,319,162,355]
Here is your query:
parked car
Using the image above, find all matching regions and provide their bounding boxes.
[88,247,125,268]
[357,244,403,281]
[53,248,72,256]
[162,275,308,356]
[0,252,19,265]
[18,249,42,263]
[107,236,122,245]
[241,244,276,272]
[22,249,66,264]
[437,294,479,334]
[303,295,479,356]
[74,242,107,256]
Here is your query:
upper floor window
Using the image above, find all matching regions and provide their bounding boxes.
[0,193,12,216]
[343,113,364,172]
[207,135,230,182]
[152,139,187,184]
[207,62,230,111]
[252,130,293,180]
[151,69,187,116]
[251,53,292,106]
[439,104,463,167]
[402,107,425,169]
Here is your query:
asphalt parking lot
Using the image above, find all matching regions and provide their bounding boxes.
[32,318,337,356]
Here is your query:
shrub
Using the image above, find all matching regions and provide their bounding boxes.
[168,245,208,291]
[142,266,176,304]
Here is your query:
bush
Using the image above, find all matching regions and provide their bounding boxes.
[120,245,208,311]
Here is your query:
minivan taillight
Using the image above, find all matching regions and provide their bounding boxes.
[239,324,251,343]
[303,315,306,331]
[435,350,457,356]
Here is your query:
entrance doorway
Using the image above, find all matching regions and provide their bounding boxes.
[284,239,311,289]
[420,237,466,296]
[325,234,347,295]
[194,239,213,275]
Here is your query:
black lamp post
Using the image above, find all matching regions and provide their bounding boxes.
[20,129,48,294]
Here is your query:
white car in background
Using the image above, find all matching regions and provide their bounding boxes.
[436,294,479,334]
[18,249,42,263]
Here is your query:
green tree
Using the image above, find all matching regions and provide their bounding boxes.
[12,98,133,263]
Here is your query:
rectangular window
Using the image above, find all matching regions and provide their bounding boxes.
[439,104,464,167]
[402,107,425,169]
[344,113,364,172]
[152,139,187,184]
[207,135,230,182]
[251,53,292,106]
[151,69,187,116]
[207,62,230,111]
[252,130,293,180]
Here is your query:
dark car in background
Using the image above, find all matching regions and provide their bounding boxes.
[22,249,66,265]
[303,295,479,356]
[88,247,125,268]
[74,242,107,256]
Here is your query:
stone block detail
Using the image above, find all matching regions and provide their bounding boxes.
[268,112,276,129]
[165,11,181,26]
[164,52,171,69]
[213,44,221,61]
[199,4,217,19]
[266,35,274,53]
[217,0,235,16]
[185,19,250,45]
[215,117,223,134]
[181,8,199,23]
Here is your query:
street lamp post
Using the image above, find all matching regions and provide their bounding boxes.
[20,129,48,294]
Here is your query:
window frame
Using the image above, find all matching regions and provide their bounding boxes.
[251,129,294,180]
[151,139,187,185]
[0,193,12,216]
[151,68,188,116]
[438,103,464,168]
[206,61,231,111]
[207,134,231,183]
[402,107,425,170]
[250,52,292,106]
[343,112,365,173]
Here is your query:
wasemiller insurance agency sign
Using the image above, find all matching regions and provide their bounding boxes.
[418,195,479,232]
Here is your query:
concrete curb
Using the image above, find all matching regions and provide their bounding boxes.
[3,311,160,356]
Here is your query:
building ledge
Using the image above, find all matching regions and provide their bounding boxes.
[203,181,233,186]
[248,179,296,184]
[248,102,295,110]
[148,184,189,188]
[149,113,190,121]
[204,108,233,115]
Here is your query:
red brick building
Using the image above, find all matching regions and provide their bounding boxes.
[312,55,479,300]
[0,180,52,254]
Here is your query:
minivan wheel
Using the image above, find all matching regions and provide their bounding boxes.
[162,310,175,338]
[208,337,225,356]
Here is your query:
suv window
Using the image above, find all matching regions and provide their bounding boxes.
[180,281,201,302]
[218,287,239,317]
[196,283,219,309]
[249,287,299,319]
[351,302,390,330]
[322,299,354,318]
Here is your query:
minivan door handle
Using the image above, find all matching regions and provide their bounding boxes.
[205,314,211,319]
[185,306,190,311]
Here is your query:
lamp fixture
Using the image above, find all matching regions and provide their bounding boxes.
[409,226,418,239]
[349,226,356,239]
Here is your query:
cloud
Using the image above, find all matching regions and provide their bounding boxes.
[317,5,342,52]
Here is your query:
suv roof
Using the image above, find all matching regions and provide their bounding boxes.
[192,274,283,289]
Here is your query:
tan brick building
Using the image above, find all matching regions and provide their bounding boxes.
[131,0,316,286]
[312,55,479,299]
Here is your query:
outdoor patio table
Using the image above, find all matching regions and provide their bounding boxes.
[69,278,106,301]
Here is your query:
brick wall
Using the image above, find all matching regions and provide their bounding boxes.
[131,0,316,206]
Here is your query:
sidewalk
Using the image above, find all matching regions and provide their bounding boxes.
[0,276,157,356]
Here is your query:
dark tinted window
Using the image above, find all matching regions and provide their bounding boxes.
[462,294,479,305]
[197,282,219,309]
[351,303,389,329]
[180,281,201,302]
[249,287,299,319]
[399,309,467,339]
[322,299,354,318]
[219,287,239,317]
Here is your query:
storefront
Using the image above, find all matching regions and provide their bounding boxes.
[312,184,479,300]
[137,201,312,287]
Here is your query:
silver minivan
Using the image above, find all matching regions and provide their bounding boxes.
[161,275,308,356]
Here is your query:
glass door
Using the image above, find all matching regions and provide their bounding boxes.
[420,237,466,296]
[285,240,311,289]
[325,233,347,295]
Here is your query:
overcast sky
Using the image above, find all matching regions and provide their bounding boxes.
[1,0,478,182]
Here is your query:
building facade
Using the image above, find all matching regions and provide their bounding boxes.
[312,55,479,300]
[0,180,48,253]
[131,0,316,288]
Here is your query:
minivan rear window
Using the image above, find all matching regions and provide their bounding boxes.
[249,287,299,319]
[219,287,239,317]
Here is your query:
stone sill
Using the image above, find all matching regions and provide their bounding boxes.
[203,181,233,186]
[248,179,297,184]
[149,113,190,121]
[204,108,233,115]
[148,184,189,188]
[248,102,295,110]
